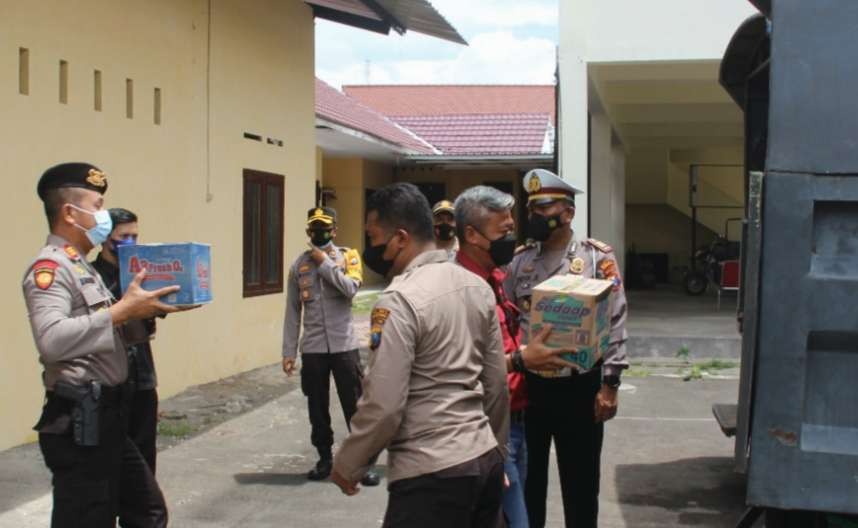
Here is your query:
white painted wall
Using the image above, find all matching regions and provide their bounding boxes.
[559,0,754,263]
[586,0,758,63]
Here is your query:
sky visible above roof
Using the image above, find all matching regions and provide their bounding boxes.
[315,0,558,88]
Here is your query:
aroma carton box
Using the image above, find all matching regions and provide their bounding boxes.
[118,243,212,306]
[529,275,613,372]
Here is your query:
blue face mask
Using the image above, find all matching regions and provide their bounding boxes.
[69,204,113,246]
[109,235,137,254]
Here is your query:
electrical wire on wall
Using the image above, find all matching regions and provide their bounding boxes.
[205,0,213,203]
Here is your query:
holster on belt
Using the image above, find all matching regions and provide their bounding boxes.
[53,380,102,447]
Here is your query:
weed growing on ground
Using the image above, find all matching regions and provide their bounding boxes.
[158,420,195,438]
[352,292,382,315]
[625,366,652,378]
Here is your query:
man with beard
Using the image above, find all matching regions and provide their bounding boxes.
[504,169,629,528]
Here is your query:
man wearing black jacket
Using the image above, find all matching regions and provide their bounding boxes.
[92,208,160,474]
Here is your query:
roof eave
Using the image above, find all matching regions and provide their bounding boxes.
[315,117,429,156]
[405,154,554,164]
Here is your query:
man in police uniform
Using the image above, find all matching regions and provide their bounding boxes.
[504,169,629,528]
[330,183,509,527]
[432,199,458,260]
[23,162,192,527]
[282,206,379,485]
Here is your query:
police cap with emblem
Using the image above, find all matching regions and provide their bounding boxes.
[306,206,337,226]
[523,168,583,206]
[432,200,455,216]
[37,162,108,201]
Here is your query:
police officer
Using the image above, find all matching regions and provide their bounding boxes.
[504,169,629,528]
[331,183,510,528]
[282,206,379,486]
[432,200,458,260]
[92,208,160,474]
[23,162,192,527]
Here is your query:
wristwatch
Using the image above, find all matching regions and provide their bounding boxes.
[602,374,621,389]
[511,349,527,373]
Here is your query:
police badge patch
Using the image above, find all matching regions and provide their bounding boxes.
[33,260,58,290]
[369,307,390,351]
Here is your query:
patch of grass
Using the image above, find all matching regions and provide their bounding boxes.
[625,366,652,378]
[696,359,737,371]
[683,365,704,382]
[675,346,691,362]
[157,420,195,438]
[352,292,382,315]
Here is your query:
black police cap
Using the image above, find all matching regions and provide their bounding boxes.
[306,206,337,226]
[37,162,108,201]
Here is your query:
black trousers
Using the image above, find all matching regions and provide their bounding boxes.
[382,448,505,528]
[524,369,604,528]
[38,393,167,528]
[125,388,158,474]
[300,350,363,458]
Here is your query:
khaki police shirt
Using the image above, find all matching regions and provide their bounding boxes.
[22,234,127,390]
[503,235,629,378]
[333,250,510,484]
[282,243,363,358]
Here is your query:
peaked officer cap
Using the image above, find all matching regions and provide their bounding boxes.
[307,206,337,226]
[432,200,455,215]
[523,168,583,205]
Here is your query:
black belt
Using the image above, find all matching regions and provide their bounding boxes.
[48,382,124,405]
[510,409,525,424]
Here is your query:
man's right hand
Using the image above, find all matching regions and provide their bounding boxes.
[521,324,578,371]
[282,357,296,376]
[110,271,198,326]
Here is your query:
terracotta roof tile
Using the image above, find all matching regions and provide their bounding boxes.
[342,84,556,123]
[314,78,435,154]
[393,113,552,156]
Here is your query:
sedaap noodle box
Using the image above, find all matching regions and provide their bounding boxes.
[118,243,213,306]
[529,275,613,373]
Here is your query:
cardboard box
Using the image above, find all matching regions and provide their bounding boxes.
[529,275,613,373]
[118,243,213,306]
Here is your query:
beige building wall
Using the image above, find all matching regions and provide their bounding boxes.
[0,0,316,450]
[320,156,395,286]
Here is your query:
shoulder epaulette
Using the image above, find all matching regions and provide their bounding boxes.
[514,242,537,256]
[586,238,613,254]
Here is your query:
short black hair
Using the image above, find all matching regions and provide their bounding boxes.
[366,183,434,243]
[109,207,138,229]
[43,187,84,229]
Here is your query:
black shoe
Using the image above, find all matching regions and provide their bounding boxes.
[360,470,380,487]
[307,458,332,481]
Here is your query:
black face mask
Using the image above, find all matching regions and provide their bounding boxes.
[435,224,455,242]
[363,239,396,277]
[527,213,564,242]
[478,232,517,267]
[309,229,333,247]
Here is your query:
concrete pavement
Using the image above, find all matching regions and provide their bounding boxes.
[0,374,746,528]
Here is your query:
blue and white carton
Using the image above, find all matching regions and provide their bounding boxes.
[118,243,213,306]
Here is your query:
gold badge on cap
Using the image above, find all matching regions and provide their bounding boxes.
[86,169,107,188]
[314,208,323,217]
[570,257,585,275]
[527,174,542,193]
